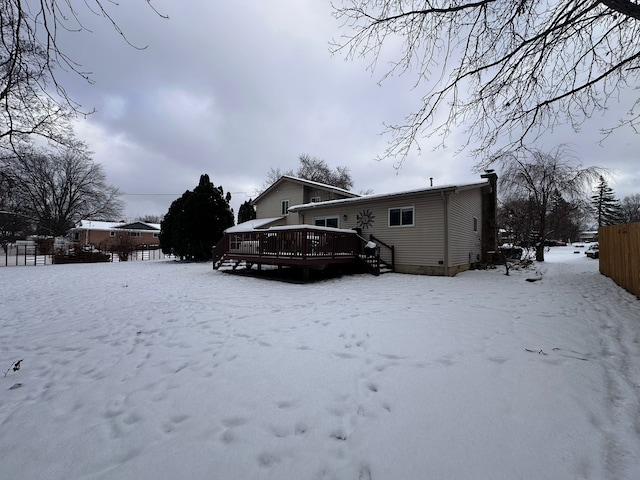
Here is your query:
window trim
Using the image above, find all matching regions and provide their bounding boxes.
[388,206,415,227]
[281,199,290,216]
[313,216,340,229]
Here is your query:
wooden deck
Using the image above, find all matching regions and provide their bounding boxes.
[213,226,381,274]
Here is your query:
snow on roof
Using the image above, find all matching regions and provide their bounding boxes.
[73,220,161,231]
[225,221,356,235]
[225,218,283,233]
[264,224,356,234]
[289,179,490,211]
[75,220,125,230]
[252,175,359,205]
[280,175,358,196]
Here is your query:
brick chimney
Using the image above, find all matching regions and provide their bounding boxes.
[480,171,498,263]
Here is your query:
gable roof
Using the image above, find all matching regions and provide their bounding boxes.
[252,175,360,205]
[116,222,160,231]
[225,217,283,233]
[288,180,490,212]
[72,220,161,231]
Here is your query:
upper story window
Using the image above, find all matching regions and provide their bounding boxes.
[281,199,290,215]
[473,216,478,232]
[311,196,322,203]
[389,206,414,227]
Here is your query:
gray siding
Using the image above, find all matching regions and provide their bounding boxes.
[448,188,483,270]
[255,182,303,224]
[297,191,448,270]
[254,180,357,226]
[254,177,487,276]
[302,185,351,204]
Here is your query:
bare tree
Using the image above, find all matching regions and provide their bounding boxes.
[263,154,355,192]
[262,166,294,191]
[5,145,123,235]
[621,193,640,223]
[498,146,603,261]
[0,0,166,154]
[296,154,354,190]
[332,1,640,165]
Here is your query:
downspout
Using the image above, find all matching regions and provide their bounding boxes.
[442,191,451,276]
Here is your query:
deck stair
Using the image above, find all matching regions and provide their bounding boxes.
[215,256,249,271]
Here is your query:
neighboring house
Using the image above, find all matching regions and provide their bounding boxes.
[215,173,497,276]
[251,175,360,226]
[68,220,161,249]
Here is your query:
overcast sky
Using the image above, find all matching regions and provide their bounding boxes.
[57,0,639,220]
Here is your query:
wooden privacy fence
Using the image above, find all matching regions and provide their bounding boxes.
[599,222,640,298]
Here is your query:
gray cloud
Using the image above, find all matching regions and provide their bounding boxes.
[54,0,639,220]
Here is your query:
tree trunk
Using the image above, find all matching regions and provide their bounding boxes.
[537,208,546,262]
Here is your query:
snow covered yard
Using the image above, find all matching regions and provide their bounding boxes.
[1,248,639,479]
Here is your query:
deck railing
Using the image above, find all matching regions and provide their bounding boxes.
[370,234,395,272]
[216,227,360,266]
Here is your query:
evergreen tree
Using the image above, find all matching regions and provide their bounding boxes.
[591,177,623,227]
[160,174,234,261]
[238,199,256,224]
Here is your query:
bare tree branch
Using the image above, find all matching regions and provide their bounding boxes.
[0,0,167,154]
[332,1,640,166]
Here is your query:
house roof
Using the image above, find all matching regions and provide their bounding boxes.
[288,180,490,212]
[225,217,283,233]
[226,222,357,235]
[72,220,161,231]
[116,222,160,231]
[251,176,360,205]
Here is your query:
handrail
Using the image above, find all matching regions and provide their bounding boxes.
[212,235,228,268]
[369,234,395,271]
[356,235,380,275]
